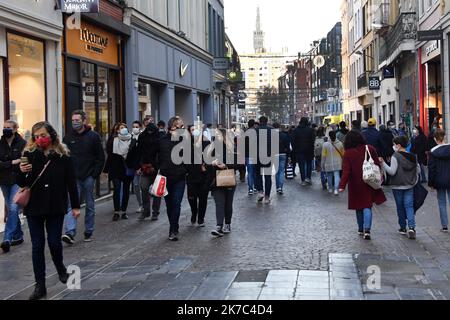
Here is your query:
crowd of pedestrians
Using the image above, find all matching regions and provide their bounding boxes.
[1,111,450,299]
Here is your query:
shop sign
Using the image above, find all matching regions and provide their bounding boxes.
[383,66,395,79]
[369,76,381,91]
[417,30,443,42]
[60,0,99,13]
[426,41,439,56]
[85,82,106,96]
[80,28,108,54]
[213,58,229,70]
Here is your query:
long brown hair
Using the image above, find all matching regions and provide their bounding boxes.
[25,121,69,157]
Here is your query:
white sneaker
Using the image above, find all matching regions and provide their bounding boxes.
[328,188,333,194]
[264,197,271,204]
[334,190,339,196]
[223,224,231,234]
[136,206,144,213]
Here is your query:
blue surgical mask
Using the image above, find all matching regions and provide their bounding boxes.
[120,128,129,136]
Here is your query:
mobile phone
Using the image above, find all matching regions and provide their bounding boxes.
[20,157,29,165]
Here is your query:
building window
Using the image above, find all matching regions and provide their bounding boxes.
[7,33,45,140]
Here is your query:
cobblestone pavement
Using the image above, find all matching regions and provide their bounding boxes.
[1,171,450,300]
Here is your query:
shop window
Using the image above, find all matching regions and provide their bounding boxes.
[7,33,45,139]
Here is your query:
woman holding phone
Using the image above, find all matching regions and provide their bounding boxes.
[18,121,80,300]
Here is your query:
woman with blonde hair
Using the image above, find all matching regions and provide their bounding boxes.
[18,121,80,300]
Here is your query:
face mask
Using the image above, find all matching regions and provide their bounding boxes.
[393,145,399,153]
[35,136,52,149]
[413,130,418,136]
[192,129,201,137]
[72,122,84,131]
[3,128,13,138]
[132,128,140,135]
[120,128,129,136]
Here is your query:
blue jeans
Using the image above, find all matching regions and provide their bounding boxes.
[1,184,23,242]
[255,165,272,197]
[164,179,186,234]
[420,164,427,183]
[297,153,313,181]
[356,208,373,231]
[65,176,96,237]
[326,171,341,192]
[437,189,450,227]
[246,158,256,192]
[275,154,287,190]
[392,189,416,230]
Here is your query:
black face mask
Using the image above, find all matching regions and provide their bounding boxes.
[3,128,13,138]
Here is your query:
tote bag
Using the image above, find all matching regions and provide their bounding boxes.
[362,145,382,190]
[216,169,237,188]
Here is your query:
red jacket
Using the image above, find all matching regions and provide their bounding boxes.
[339,144,386,210]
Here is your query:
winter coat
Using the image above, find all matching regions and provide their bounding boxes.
[314,136,326,158]
[63,126,105,180]
[256,124,274,168]
[383,152,420,189]
[293,124,316,159]
[277,131,291,155]
[379,128,395,159]
[411,133,429,165]
[428,144,450,189]
[244,127,257,160]
[205,143,238,191]
[0,134,27,185]
[186,138,210,185]
[321,140,344,172]
[156,132,188,183]
[339,144,387,210]
[104,136,131,180]
[137,124,161,175]
[16,149,80,217]
[362,127,383,156]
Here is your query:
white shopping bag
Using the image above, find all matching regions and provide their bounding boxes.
[150,173,169,198]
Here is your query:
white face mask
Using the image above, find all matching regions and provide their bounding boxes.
[132,128,140,135]
[393,145,400,153]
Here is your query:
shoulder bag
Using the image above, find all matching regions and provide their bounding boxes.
[13,160,51,207]
[362,146,382,190]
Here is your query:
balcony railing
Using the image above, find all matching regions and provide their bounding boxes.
[380,12,417,62]
[357,72,370,90]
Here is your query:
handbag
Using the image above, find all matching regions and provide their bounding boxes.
[13,160,51,207]
[362,145,382,190]
[216,169,237,188]
[141,163,156,176]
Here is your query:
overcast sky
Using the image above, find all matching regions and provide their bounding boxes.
[224,0,341,56]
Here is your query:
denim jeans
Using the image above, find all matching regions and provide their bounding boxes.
[275,154,287,190]
[255,165,272,197]
[392,189,416,230]
[164,179,186,234]
[420,164,428,183]
[65,176,95,237]
[1,184,23,242]
[356,208,373,231]
[326,171,341,192]
[297,153,313,181]
[133,174,143,207]
[437,189,450,227]
[113,177,133,212]
[27,215,66,285]
[245,158,256,192]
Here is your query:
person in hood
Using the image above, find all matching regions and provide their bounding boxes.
[136,122,162,221]
[0,120,27,253]
[411,126,429,183]
[105,123,133,222]
[428,129,450,232]
[381,136,421,239]
[62,110,105,245]
[336,121,349,143]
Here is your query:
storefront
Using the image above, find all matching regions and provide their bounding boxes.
[125,22,214,126]
[1,0,63,232]
[63,16,129,197]
[419,40,443,135]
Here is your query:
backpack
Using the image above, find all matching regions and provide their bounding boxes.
[314,137,325,157]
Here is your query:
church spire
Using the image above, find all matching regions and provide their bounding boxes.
[253,6,265,53]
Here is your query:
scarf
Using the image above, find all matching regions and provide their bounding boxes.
[113,134,132,158]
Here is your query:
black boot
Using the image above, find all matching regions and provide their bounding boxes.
[29,283,47,300]
[57,266,69,284]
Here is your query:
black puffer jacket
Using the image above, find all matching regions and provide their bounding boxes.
[16,150,80,216]
[411,132,429,165]
[293,123,316,158]
[428,144,450,189]
[137,124,162,171]
[186,138,210,185]
[0,134,26,185]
